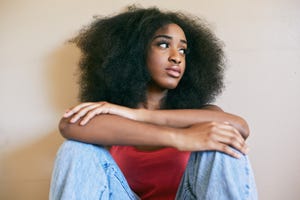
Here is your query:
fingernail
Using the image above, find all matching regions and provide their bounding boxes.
[63,111,70,117]
[235,153,241,159]
[245,147,250,154]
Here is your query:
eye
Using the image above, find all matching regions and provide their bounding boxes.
[179,48,189,55]
[157,41,169,49]
[160,43,168,48]
[179,48,186,55]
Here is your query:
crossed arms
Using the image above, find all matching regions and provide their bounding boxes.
[59,102,249,158]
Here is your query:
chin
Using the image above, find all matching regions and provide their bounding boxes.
[150,78,181,90]
[163,82,180,90]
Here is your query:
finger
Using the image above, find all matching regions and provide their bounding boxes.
[214,134,248,155]
[216,144,242,159]
[79,103,112,125]
[70,104,100,123]
[217,123,245,144]
[212,124,248,154]
[63,102,94,118]
[79,107,104,125]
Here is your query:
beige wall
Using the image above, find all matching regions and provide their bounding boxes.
[1,0,299,199]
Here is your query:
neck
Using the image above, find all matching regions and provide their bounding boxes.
[143,84,168,110]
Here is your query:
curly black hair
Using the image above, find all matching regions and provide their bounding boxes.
[71,6,225,109]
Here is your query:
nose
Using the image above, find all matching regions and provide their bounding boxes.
[168,49,181,64]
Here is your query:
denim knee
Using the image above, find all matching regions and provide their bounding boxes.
[176,151,257,200]
[50,141,138,200]
[56,140,112,168]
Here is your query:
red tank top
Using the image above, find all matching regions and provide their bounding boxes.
[110,146,190,200]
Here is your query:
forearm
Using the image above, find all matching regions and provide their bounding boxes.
[59,103,249,157]
[59,114,176,147]
[140,108,249,139]
[64,101,248,139]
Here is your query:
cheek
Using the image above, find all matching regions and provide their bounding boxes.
[181,60,186,74]
[146,52,162,72]
[146,56,154,75]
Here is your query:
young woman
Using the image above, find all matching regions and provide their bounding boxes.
[50,6,257,200]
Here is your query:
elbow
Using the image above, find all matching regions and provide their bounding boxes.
[239,117,250,139]
[58,118,72,139]
[201,104,224,112]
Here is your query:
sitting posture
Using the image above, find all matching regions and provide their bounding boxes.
[50,6,257,200]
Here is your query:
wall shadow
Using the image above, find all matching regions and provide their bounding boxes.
[46,42,81,112]
[1,132,64,200]
[0,43,81,200]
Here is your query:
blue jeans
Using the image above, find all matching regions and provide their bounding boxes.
[49,140,257,200]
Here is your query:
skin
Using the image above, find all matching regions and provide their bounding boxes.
[60,23,249,158]
[146,23,187,92]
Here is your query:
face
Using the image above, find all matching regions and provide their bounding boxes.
[146,23,187,90]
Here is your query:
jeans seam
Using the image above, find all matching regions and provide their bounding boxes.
[90,146,137,200]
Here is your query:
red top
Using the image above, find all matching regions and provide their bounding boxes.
[110,146,190,200]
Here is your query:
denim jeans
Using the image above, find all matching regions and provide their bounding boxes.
[49,140,257,200]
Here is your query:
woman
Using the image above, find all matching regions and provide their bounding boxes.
[50,6,257,200]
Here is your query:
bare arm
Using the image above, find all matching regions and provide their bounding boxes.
[59,115,247,158]
[60,103,248,158]
[59,114,174,148]
[65,102,249,140]
[138,105,250,139]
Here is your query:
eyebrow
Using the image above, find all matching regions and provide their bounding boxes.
[152,34,187,45]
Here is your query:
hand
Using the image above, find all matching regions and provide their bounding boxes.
[175,121,249,158]
[200,104,250,139]
[63,102,137,125]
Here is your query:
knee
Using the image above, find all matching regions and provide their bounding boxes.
[55,140,112,167]
[198,149,248,163]
[59,140,107,154]
[185,151,257,199]
[190,150,250,172]
[58,140,95,155]
[215,150,249,167]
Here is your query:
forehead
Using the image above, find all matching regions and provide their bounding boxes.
[153,23,186,41]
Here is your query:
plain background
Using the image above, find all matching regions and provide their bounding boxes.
[1,0,299,199]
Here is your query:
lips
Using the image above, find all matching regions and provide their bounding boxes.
[165,66,181,78]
